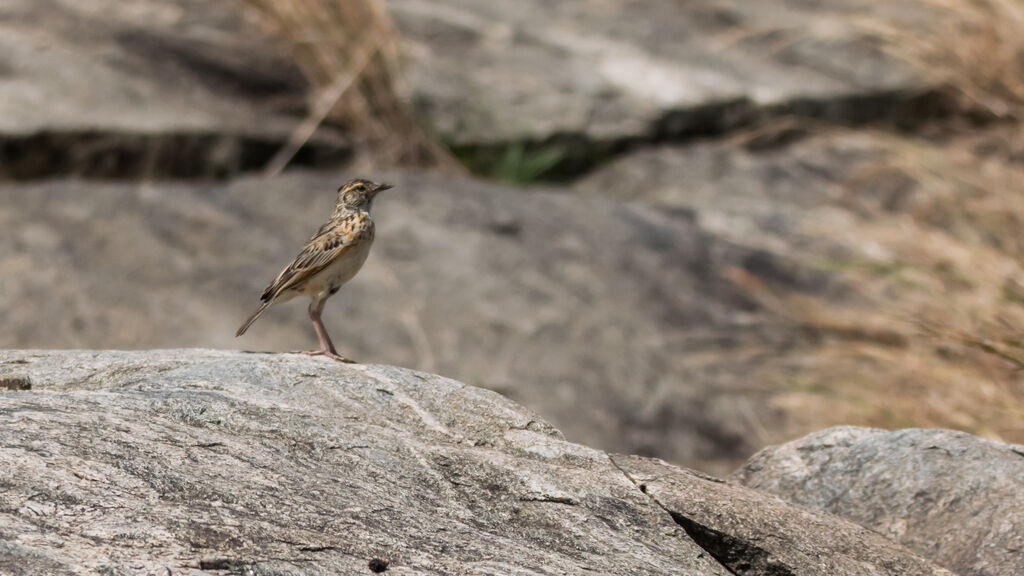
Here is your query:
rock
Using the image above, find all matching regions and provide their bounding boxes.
[392,0,937,147]
[0,349,727,575]
[573,129,905,255]
[733,426,1024,576]
[0,0,349,179]
[0,350,951,575]
[612,454,954,576]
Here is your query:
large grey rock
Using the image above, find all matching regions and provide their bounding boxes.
[0,0,299,135]
[733,426,1024,576]
[0,350,952,575]
[574,130,898,257]
[392,0,931,145]
[0,0,348,179]
[0,349,730,575]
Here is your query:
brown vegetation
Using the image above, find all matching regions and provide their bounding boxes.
[874,0,1024,119]
[733,1,1024,444]
[242,0,457,171]
[861,0,1024,439]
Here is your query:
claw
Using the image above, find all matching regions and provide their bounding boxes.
[299,349,356,363]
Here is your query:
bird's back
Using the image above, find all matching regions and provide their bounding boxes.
[260,209,375,302]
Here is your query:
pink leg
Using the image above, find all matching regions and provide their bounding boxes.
[301,300,355,363]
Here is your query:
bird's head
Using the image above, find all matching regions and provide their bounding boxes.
[336,179,392,210]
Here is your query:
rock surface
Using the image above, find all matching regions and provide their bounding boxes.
[0,0,941,180]
[613,454,954,576]
[0,0,349,179]
[0,350,951,575]
[392,0,932,146]
[733,426,1024,576]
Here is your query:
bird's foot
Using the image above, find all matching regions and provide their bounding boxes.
[299,349,356,363]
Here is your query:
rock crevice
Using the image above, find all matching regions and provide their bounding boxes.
[608,453,955,576]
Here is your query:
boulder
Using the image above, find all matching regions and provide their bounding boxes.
[0,350,952,575]
[573,129,923,259]
[391,0,941,152]
[733,426,1024,576]
[0,0,349,179]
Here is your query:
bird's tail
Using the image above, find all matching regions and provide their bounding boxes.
[236,301,271,337]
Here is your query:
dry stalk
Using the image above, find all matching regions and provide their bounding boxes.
[245,0,459,171]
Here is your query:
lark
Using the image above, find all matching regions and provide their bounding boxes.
[236,179,392,362]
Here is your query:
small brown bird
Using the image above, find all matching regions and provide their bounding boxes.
[236,178,392,362]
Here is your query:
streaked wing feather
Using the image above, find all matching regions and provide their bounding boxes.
[260,214,371,301]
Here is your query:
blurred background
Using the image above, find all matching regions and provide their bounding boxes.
[1,0,1022,474]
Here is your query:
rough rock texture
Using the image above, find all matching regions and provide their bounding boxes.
[0,0,349,179]
[0,349,727,575]
[573,131,883,252]
[733,426,1024,576]
[612,454,954,576]
[0,350,951,575]
[0,171,802,474]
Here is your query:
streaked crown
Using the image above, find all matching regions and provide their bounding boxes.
[337,179,392,210]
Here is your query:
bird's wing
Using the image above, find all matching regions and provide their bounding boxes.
[260,213,373,302]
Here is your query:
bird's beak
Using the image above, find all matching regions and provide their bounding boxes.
[373,183,393,195]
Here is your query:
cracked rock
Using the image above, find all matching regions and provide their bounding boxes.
[733,426,1024,576]
[0,350,975,575]
[612,454,954,576]
[0,349,730,575]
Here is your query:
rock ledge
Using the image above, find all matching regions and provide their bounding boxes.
[0,350,954,575]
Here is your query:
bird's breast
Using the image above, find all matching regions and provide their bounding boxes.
[301,236,374,296]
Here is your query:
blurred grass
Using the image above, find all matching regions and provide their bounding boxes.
[866,0,1024,119]
[455,142,569,184]
[243,0,458,171]
[767,0,1024,442]
[799,127,1024,442]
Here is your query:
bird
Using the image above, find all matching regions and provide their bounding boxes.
[236,178,392,362]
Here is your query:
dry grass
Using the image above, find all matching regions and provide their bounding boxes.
[720,122,1024,445]
[831,127,1024,441]
[864,0,1024,119]
[767,0,1024,442]
[243,0,457,172]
